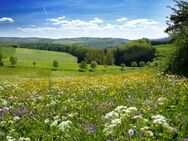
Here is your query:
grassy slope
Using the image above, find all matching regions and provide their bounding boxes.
[0,47,142,79]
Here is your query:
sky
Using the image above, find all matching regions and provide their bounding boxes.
[0,0,174,39]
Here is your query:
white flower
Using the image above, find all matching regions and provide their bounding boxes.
[104,111,119,119]
[127,107,137,111]
[44,118,50,124]
[152,114,175,132]
[143,118,149,123]
[152,115,167,124]
[132,115,143,119]
[103,106,138,135]
[114,106,127,112]
[8,120,14,124]
[50,120,59,127]
[128,129,134,136]
[140,126,149,131]
[57,120,72,132]
[103,123,117,135]
[67,112,78,118]
[162,123,176,132]
[54,115,60,120]
[14,116,20,121]
[124,107,137,114]
[18,137,31,141]
[111,118,121,125]
[147,131,153,136]
[6,136,16,141]
[2,99,7,105]
[157,97,168,105]
[61,116,67,120]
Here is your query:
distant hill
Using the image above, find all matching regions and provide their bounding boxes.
[0,37,52,43]
[150,37,171,45]
[0,37,130,48]
[0,37,170,48]
[53,37,130,48]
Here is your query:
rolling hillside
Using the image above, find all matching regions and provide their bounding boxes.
[0,47,135,78]
[0,37,130,48]
[0,47,77,64]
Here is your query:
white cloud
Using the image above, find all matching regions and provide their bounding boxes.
[17,16,167,39]
[125,19,159,28]
[48,17,104,28]
[0,17,14,23]
[117,17,127,22]
[47,16,66,25]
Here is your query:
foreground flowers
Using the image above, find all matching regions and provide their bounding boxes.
[0,71,187,140]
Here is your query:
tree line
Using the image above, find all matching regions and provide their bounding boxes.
[0,38,156,67]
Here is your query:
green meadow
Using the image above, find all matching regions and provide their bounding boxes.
[0,47,143,79]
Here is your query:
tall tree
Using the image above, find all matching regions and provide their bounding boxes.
[164,0,188,76]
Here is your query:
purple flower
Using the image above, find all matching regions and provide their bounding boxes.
[89,127,95,133]
[139,133,143,137]
[106,138,111,141]
[83,123,96,134]
[133,127,137,131]
[0,109,3,114]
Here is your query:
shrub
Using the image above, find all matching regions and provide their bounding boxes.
[131,61,138,67]
[33,62,36,67]
[146,61,150,67]
[0,54,3,66]
[53,60,59,71]
[120,63,126,71]
[139,61,145,67]
[90,61,97,71]
[0,60,3,66]
[79,61,87,71]
[9,56,17,67]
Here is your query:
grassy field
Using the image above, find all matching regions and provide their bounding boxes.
[0,47,141,79]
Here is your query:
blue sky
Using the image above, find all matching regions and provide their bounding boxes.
[0,0,174,39]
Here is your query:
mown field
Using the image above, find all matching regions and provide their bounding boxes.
[0,70,187,140]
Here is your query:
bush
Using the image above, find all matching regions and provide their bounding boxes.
[131,61,138,67]
[139,61,145,67]
[146,61,150,67]
[53,60,59,71]
[0,54,3,66]
[79,61,87,71]
[120,63,126,71]
[0,60,3,66]
[90,61,97,71]
[33,62,36,67]
[9,56,17,67]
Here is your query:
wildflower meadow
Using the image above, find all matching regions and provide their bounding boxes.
[0,70,187,140]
